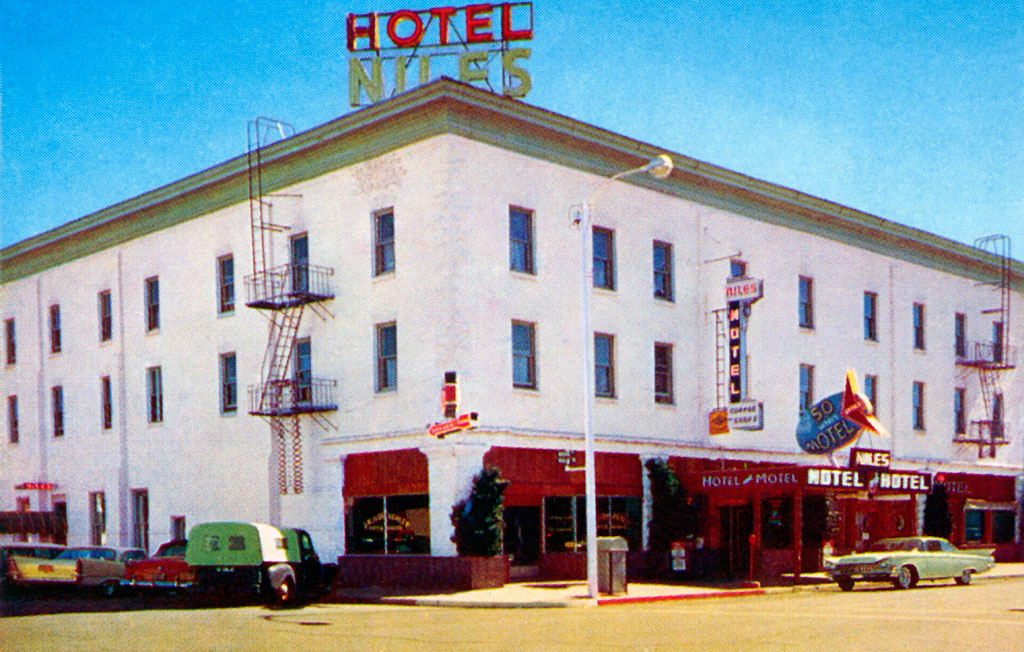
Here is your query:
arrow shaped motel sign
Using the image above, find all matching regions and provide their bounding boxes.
[429,412,479,438]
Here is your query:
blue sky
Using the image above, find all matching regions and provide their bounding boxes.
[2,1,1022,257]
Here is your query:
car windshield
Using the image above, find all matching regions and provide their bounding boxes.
[57,548,115,561]
[157,543,186,557]
[867,539,920,552]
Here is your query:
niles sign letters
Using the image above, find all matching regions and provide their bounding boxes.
[347,3,533,106]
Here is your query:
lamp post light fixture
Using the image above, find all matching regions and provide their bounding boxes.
[577,154,673,599]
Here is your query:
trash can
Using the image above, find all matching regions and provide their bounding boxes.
[597,536,628,595]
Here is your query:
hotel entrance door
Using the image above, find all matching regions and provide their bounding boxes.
[719,502,753,579]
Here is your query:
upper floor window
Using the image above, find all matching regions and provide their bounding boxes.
[49,305,62,353]
[654,343,674,404]
[147,366,163,423]
[592,227,615,290]
[993,322,1005,364]
[954,387,966,435]
[52,385,64,437]
[509,207,534,274]
[512,321,537,389]
[217,255,235,314]
[799,364,814,413]
[220,353,237,414]
[912,381,925,430]
[4,319,14,365]
[7,395,18,444]
[290,233,309,293]
[376,323,397,392]
[863,292,877,341]
[992,393,1004,438]
[594,333,615,398]
[798,277,814,329]
[729,259,746,278]
[294,339,312,404]
[101,376,113,430]
[145,277,160,332]
[864,374,878,410]
[954,312,967,358]
[98,290,113,342]
[653,241,673,301]
[374,210,395,276]
[912,303,925,350]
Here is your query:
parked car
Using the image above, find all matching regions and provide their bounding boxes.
[124,539,195,594]
[1,543,65,594]
[825,536,995,591]
[184,522,322,606]
[7,546,145,596]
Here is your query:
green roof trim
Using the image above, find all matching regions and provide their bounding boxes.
[3,78,1021,288]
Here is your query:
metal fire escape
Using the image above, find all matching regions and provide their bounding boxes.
[245,117,337,494]
[955,235,1016,458]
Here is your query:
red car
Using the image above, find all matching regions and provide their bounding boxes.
[124,540,195,593]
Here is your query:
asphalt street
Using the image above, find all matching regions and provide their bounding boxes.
[2,578,1022,651]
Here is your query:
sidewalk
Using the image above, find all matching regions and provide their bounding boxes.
[329,563,1024,609]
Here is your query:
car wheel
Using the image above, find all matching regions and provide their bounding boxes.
[837,578,855,592]
[954,569,972,586]
[893,566,917,590]
[100,581,120,598]
[274,577,294,607]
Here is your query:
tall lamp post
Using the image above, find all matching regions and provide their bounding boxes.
[578,154,673,598]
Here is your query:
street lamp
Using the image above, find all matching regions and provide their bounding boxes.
[578,154,673,598]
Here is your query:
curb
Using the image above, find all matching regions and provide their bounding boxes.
[596,589,766,605]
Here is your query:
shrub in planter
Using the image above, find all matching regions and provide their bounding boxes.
[645,458,685,552]
[450,467,507,557]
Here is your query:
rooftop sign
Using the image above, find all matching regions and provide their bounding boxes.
[347,3,534,106]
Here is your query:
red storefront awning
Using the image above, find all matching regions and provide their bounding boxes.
[0,511,64,536]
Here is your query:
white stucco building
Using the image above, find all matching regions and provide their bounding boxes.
[2,80,1021,580]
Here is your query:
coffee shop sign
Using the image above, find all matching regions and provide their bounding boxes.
[347,3,534,106]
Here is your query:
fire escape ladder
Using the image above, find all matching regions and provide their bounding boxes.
[257,305,305,412]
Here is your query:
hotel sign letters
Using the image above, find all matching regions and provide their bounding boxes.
[692,467,932,494]
[712,272,763,434]
[347,3,534,106]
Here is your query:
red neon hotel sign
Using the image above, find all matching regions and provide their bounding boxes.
[347,3,534,106]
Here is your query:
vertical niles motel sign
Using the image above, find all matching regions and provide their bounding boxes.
[347,3,534,106]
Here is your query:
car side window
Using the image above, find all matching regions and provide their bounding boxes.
[926,540,941,552]
[939,540,956,553]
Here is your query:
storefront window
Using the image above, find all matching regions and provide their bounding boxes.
[761,497,792,549]
[346,495,430,554]
[543,496,641,552]
[964,509,984,543]
[992,510,1015,544]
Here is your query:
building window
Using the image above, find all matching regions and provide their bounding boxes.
[864,374,878,410]
[132,489,149,552]
[147,366,163,423]
[52,385,64,437]
[964,509,983,543]
[798,277,813,329]
[220,353,237,413]
[171,516,187,541]
[346,495,430,554]
[512,321,536,389]
[912,303,925,350]
[89,492,106,546]
[49,304,62,353]
[992,393,1004,439]
[993,510,1015,543]
[592,227,615,290]
[993,322,1004,364]
[594,333,615,398]
[543,496,642,552]
[374,210,395,276]
[101,376,113,430]
[654,343,673,404]
[912,381,925,430]
[954,312,967,358]
[4,318,14,365]
[7,395,17,444]
[653,241,673,301]
[290,233,309,292]
[294,339,312,404]
[863,292,877,341]
[509,207,534,274]
[145,277,160,332]
[729,259,746,278]
[217,255,235,314]
[799,364,814,413]
[98,290,113,342]
[376,323,397,392]
[954,387,967,435]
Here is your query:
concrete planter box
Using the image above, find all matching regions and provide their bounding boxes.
[334,555,510,590]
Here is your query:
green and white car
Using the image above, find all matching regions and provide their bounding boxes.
[825,537,995,591]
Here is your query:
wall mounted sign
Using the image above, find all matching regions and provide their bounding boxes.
[727,399,763,430]
[849,448,891,469]
[428,412,479,438]
[711,271,764,435]
[806,467,932,493]
[797,370,889,454]
[347,2,533,106]
[15,482,57,491]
